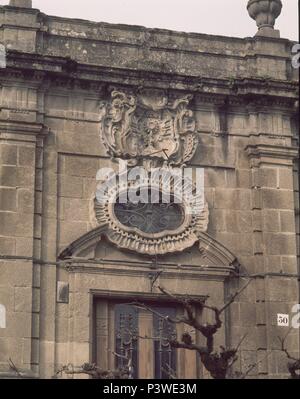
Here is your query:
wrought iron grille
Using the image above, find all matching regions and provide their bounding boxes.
[114,201,184,234]
[115,304,139,378]
[114,304,177,379]
[153,307,177,379]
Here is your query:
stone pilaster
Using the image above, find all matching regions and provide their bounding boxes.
[0,2,38,53]
[0,119,48,377]
[246,143,299,377]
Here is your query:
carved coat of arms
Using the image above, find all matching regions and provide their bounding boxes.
[99,89,198,167]
[94,89,209,256]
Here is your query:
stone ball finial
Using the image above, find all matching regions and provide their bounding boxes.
[9,0,32,7]
[247,0,282,37]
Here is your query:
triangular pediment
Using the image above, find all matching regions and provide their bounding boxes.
[59,227,239,273]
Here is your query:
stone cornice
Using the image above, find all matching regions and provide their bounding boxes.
[59,228,239,273]
[0,120,49,142]
[0,22,40,30]
[2,5,292,47]
[1,51,298,110]
[65,262,235,281]
[5,50,297,84]
[89,289,209,303]
[246,144,299,167]
[1,9,297,81]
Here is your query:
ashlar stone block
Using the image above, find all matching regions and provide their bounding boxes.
[0,144,18,165]
[0,188,17,211]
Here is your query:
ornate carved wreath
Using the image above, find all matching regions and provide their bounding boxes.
[94,175,209,256]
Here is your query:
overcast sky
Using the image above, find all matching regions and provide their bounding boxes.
[0,0,298,40]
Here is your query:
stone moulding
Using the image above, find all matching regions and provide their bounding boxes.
[89,290,208,303]
[93,176,209,256]
[58,227,239,274]
[0,121,49,136]
[246,144,299,167]
[2,52,298,108]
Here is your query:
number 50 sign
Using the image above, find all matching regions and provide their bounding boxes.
[277,314,289,327]
[277,306,300,328]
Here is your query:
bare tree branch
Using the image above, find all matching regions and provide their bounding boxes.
[8,358,22,378]
[54,351,134,380]
[129,279,253,379]
[278,329,298,362]
[235,333,248,353]
[56,277,254,380]
[232,352,270,379]
[128,301,186,324]
[278,329,300,379]
[218,279,252,314]
[161,364,177,380]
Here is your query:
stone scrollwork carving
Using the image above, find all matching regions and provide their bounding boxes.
[96,88,209,256]
[94,176,209,256]
[99,89,198,167]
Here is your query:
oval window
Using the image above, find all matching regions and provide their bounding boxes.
[114,192,185,235]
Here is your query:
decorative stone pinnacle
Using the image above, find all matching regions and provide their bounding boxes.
[247,0,282,38]
[9,0,32,7]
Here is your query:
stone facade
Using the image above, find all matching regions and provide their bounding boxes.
[0,1,299,379]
